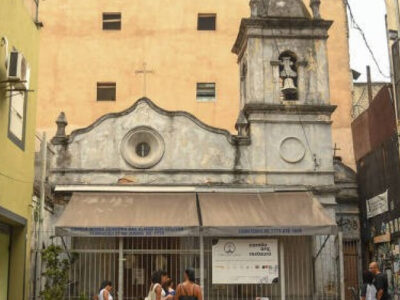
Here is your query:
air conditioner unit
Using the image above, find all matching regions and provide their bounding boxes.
[7,51,28,89]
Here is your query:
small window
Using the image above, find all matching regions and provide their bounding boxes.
[196,82,216,102]
[8,91,27,150]
[197,14,216,31]
[97,82,116,101]
[103,13,121,30]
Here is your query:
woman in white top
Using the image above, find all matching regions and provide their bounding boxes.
[98,280,113,300]
[361,271,377,300]
[147,271,168,300]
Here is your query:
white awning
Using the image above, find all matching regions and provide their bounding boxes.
[198,192,337,236]
[55,192,199,237]
[55,192,337,237]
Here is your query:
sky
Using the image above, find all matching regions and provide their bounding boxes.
[347,0,391,82]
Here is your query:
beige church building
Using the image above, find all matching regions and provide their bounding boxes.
[38,1,361,299]
[36,0,355,169]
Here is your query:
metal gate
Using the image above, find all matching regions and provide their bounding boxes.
[59,235,342,300]
[343,240,360,300]
[67,237,199,300]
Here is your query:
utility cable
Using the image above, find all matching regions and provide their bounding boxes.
[344,0,390,79]
[0,170,34,184]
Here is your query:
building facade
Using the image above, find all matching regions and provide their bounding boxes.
[352,82,388,120]
[36,0,356,170]
[352,85,400,298]
[40,1,358,299]
[385,0,400,123]
[0,0,40,299]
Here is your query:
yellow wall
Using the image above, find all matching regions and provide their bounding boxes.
[0,0,39,298]
[386,0,399,31]
[0,231,10,300]
[37,0,355,169]
[385,0,400,122]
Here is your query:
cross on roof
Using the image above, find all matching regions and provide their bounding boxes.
[333,143,341,157]
[135,62,154,97]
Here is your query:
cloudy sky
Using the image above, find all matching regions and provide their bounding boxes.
[347,0,391,82]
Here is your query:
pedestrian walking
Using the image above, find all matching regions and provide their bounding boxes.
[163,278,176,299]
[174,268,203,300]
[98,280,113,300]
[369,262,390,300]
[146,270,168,300]
[360,271,377,300]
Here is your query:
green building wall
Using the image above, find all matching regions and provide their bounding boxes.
[0,0,40,299]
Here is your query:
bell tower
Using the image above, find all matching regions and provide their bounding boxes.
[233,0,332,107]
[233,0,336,187]
[233,3,338,296]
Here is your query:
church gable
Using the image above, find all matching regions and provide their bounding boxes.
[52,98,237,174]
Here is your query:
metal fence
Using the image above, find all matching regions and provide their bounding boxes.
[30,234,343,300]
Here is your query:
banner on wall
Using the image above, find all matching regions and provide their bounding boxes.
[212,239,279,284]
[367,190,389,219]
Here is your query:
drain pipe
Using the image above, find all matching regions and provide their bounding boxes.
[35,133,47,299]
[118,237,124,300]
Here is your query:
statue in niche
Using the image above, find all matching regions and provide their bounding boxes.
[310,0,321,19]
[279,53,298,100]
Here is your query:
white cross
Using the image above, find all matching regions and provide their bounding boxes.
[135,62,154,97]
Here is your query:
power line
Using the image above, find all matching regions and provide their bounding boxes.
[344,0,391,79]
[0,170,34,184]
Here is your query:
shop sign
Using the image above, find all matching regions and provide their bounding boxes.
[212,239,279,284]
[367,190,389,219]
[373,233,391,244]
[56,226,198,237]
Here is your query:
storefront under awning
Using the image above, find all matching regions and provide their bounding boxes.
[55,191,337,237]
[55,192,200,237]
[198,192,337,236]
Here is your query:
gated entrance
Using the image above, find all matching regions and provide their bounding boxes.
[343,240,360,300]
[58,235,343,300]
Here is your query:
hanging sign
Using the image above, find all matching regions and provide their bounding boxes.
[212,239,279,284]
[373,233,391,244]
[367,190,389,219]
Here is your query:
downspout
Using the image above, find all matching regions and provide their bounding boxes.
[35,133,47,299]
[35,0,39,24]
[394,0,400,122]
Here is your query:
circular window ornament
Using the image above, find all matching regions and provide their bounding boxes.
[279,137,306,163]
[121,127,165,169]
[136,142,151,157]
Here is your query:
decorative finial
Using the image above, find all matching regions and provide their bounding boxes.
[51,112,68,145]
[310,0,321,19]
[235,111,249,137]
[250,0,268,18]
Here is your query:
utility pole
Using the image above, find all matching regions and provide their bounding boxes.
[367,65,373,104]
[395,0,400,39]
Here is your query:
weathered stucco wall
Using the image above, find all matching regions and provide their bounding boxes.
[51,99,238,185]
[37,0,356,169]
[51,98,335,188]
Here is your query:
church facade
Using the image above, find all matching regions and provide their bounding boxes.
[44,1,359,299]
